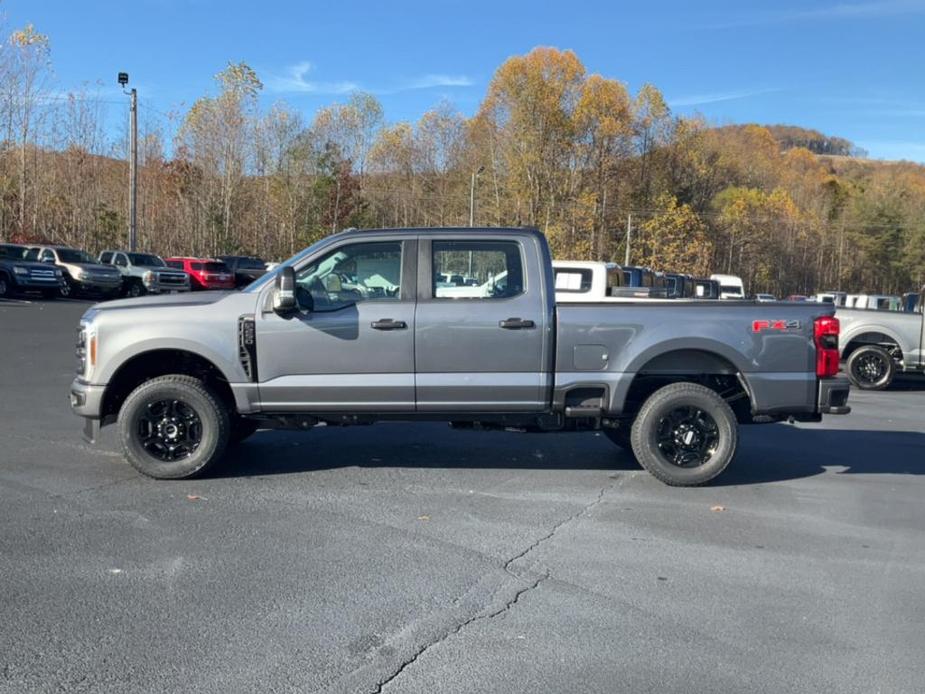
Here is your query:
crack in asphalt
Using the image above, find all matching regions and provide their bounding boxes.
[369,481,615,694]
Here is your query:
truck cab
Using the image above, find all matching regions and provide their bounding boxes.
[710,273,745,300]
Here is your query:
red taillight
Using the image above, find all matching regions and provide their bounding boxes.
[814,316,840,378]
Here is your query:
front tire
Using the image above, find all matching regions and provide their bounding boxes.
[126,280,146,298]
[630,382,738,486]
[59,278,76,298]
[0,274,13,298]
[846,345,894,390]
[118,375,230,479]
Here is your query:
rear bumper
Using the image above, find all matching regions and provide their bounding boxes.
[818,375,851,415]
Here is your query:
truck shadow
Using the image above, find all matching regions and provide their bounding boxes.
[886,375,925,392]
[213,422,925,485]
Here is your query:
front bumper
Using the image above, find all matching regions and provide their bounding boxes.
[12,275,64,289]
[75,278,122,292]
[70,378,105,441]
[818,375,851,415]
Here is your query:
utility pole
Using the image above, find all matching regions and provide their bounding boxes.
[469,165,485,227]
[119,72,138,251]
[624,212,632,266]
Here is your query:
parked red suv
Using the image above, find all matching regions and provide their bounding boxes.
[164,257,235,291]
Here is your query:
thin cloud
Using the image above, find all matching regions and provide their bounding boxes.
[404,74,473,90]
[266,60,473,94]
[709,0,925,28]
[266,62,359,95]
[266,62,473,96]
[669,87,781,107]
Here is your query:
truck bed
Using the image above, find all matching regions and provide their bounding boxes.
[555,301,833,415]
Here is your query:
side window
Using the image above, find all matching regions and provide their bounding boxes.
[432,241,523,300]
[41,249,55,262]
[114,254,128,267]
[296,241,402,312]
[100,251,113,264]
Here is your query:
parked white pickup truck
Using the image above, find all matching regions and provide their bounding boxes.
[552,260,669,301]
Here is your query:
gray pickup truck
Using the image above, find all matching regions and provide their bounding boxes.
[70,228,850,486]
[837,290,924,389]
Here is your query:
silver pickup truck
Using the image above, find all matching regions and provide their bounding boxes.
[837,290,924,389]
[70,228,850,486]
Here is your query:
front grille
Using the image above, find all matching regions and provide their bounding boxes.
[31,269,55,279]
[158,273,187,286]
[238,316,257,382]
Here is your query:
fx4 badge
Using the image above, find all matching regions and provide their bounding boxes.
[752,319,802,333]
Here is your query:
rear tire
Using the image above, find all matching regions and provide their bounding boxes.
[118,375,230,479]
[846,345,894,390]
[630,382,738,486]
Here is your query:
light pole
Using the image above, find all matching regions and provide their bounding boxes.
[118,72,137,252]
[469,165,485,227]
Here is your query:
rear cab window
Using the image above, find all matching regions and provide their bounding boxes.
[554,268,593,294]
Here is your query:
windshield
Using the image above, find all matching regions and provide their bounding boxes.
[57,249,95,263]
[721,285,743,294]
[23,248,39,261]
[238,257,265,269]
[192,262,229,273]
[0,244,23,259]
[127,253,164,267]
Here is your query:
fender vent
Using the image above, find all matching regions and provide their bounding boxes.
[238,315,258,382]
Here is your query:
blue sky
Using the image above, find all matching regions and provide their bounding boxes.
[7,0,925,161]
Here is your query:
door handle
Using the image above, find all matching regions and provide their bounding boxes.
[371,319,407,330]
[499,317,535,329]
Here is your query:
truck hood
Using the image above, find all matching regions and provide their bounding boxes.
[65,262,123,279]
[3,259,54,271]
[95,290,236,311]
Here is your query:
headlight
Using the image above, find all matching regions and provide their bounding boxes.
[13,266,28,275]
[143,271,155,285]
[54,269,63,277]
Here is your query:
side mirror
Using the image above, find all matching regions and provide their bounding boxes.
[273,266,298,316]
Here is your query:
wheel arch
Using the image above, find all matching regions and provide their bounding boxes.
[101,348,237,423]
[842,330,903,361]
[619,348,752,422]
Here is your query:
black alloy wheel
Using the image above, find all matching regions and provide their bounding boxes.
[655,405,720,468]
[136,398,203,462]
[846,345,895,390]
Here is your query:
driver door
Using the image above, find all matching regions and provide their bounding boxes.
[255,239,416,412]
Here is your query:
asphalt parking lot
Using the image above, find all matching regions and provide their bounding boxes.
[1,297,924,694]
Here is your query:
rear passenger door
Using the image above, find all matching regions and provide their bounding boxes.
[414,237,551,412]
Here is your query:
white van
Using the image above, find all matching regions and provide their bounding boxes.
[710,274,745,300]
